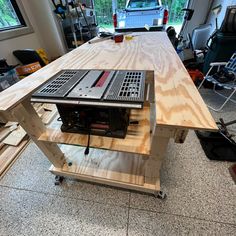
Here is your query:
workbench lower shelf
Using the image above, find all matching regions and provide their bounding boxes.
[39,106,152,156]
[50,144,160,194]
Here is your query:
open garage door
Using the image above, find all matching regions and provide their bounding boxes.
[94,0,189,32]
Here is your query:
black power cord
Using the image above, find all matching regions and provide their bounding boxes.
[84,128,91,155]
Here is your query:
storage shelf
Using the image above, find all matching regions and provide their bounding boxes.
[39,106,152,155]
[50,144,160,193]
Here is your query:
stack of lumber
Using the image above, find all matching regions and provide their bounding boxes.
[0,121,29,177]
[0,103,57,178]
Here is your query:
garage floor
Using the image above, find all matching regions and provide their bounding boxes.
[0,89,236,236]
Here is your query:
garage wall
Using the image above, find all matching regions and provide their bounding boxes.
[182,0,236,39]
[206,0,236,32]
[0,0,44,64]
[27,0,66,59]
[181,0,212,38]
[0,0,66,65]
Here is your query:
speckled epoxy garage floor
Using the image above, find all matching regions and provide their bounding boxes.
[0,89,236,236]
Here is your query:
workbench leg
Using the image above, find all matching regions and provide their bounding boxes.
[145,135,169,186]
[175,129,189,143]
[11,100,65,168]
[149,102,156,134]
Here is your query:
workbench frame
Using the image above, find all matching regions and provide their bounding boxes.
[10,99,186,196]
[6,75,183,197]
[0,32,217,197]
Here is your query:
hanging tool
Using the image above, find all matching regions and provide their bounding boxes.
[65,0,78,47]
[69,0,93,39]
[51,0,67,19]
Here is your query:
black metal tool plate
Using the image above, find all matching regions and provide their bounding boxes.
[33,70,88,98]
[32,69,146,109]
[104,71,145,103]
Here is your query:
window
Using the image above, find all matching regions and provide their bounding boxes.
[0,0,33,40]
[0,0,26,31]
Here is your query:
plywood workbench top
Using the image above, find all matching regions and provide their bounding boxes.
[0,32,217,131]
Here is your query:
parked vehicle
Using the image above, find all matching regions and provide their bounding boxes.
[113,0,168,32]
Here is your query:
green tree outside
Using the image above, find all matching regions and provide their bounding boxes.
[165,0,188,24]
[0,0,20,28]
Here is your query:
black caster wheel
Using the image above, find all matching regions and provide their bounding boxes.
[54,175,64,185]
[154,191,167,199]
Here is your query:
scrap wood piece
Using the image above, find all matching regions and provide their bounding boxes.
[3,126,27,146]
[33,103,44,116]
[0,124,18,142]
[42,103,55,111]
[33,103,57,124]
[4,121,18,128]
[36,106,45,118]
[0,128,11,142]
[0,139,28,177]
[32,102,43,110]
[42,108,57,125]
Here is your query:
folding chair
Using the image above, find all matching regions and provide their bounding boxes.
[198,52,236,111]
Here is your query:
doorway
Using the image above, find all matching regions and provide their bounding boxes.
[165,0,190,34]
[94,0,189,32]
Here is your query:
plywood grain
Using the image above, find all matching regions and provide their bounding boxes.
[39,106,151,155]
[0,32,217,131]
[50,144,160,193]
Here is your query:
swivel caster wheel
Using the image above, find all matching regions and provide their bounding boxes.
[154,191,167,199]
[54,175,64,185]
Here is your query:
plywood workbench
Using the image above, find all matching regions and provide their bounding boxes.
[0,32,218,196]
